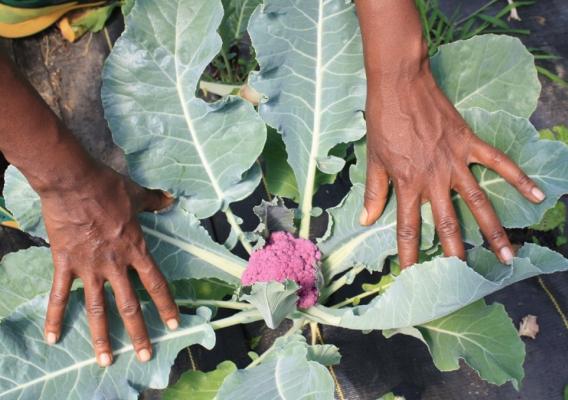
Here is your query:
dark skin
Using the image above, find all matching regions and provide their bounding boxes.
[355,0,545,268]
[0,0,544,367]
[0,57,179,367]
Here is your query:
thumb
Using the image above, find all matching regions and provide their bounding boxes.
[360,159,389,226]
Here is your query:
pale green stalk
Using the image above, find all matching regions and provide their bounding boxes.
[176,299,254,311]
[225,207,253,254]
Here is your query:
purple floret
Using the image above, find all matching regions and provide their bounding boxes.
[242,231,321,308]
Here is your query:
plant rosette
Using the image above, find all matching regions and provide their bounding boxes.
[1,0,568,399]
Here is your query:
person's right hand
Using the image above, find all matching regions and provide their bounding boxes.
[39,162,178,367]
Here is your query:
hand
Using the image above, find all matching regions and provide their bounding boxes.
[40,163,178,367]
[360,61,545,268]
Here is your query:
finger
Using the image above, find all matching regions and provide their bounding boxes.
[135,257,179,331]
[430,191,465,260]
[109,273,152,363]
[455,168,514,265]
[360,160,389,226]
[470,138,545,203]
[44,269,73,345]
[396,188,421,269]
[139,188,174,213]
[84,280,113,367]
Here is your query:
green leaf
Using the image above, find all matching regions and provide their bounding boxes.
[163,360,237,400]
[306,243,568,331]
[455,109,568,244]
[140,207,246,284]
[431,34,540,117]
[377,393,403,400]
[261,128,350,202]
[102,0,266,219]
[171,279,235,302]
[0,247,53,319]
[387,301,525,388]
[252,197,296,239]
[539,124,568,145]
[249,0,366,236]
[306,344,341,366]
[530,201,566,232]
[261,127,301,202]
[0,197,15,226]
[220,0,262,48]
[0,291,216,399]
[3,166,46,240]
[121,0,135,16]
[217,334,335,400]
[241,280,299,329]
[564,384,568,400]
[264,333,340,365]
[66,3,119,38]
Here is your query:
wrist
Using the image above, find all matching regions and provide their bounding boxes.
[366,40,430,92]
[12,120,99,196]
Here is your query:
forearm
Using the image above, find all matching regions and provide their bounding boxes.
[0,54,96,194]
[355,0,429,90]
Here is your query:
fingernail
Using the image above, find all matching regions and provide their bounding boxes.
[46,332,57,345]
[163,191,174,199]
[359,208,368,226]
[166,319,179,330]
[500,247,514,265]
[99,353,111,367]
[138,349,151,362]
[531,187,545,202]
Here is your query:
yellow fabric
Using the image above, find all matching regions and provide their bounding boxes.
[0,2,79,24]
[0,1,104,38]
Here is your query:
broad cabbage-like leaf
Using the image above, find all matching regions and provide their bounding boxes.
[306,243,568,330]
[431,34,540,117]
[3,166,46,240]
[102,0,266,218]
[0,247,53,319]
[249,0,366,236]
[163,360,237,400]
[385,300,525,388]
[217,334,335,399]
[456,108,568,244]
[0,291,215,399]
[240,280,299,329]
[141,207,246,284]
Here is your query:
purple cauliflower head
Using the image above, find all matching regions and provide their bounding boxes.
[241,231,321,308]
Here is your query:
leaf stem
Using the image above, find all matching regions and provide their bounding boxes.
[220,48,234,83]
[257,159,273,202]
[210,309,262,331]
[330,285,385,309]
[177,299,254,310]
[141,225,245,279]
[225,207,253,254]
[309,322,319,346]
[320,265,365,303]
